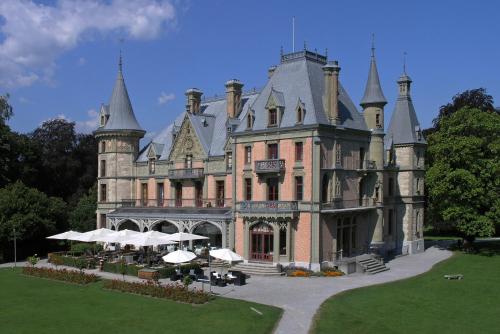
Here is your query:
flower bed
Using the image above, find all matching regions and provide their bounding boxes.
[103,279,212,304]
[22,267,99,284]
[284,265,344,278]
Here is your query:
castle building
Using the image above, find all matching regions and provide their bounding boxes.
[95,47,426,270]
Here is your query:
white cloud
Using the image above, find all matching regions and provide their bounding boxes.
[75,109,99,133]
[157,91,175,105]
[0,0,176,88]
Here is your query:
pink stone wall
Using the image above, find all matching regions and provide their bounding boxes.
[294,212,311,262]
[235,216,245,255]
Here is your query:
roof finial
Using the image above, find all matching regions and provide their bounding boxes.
[403,51,407,74]
[118,37,124,73]
[325,48,328,59]
[280,45,284,58]
[303,41,307,51]
[371,33,375,58]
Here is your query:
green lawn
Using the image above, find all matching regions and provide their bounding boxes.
[312,242,500,334]
[0,269,282,334]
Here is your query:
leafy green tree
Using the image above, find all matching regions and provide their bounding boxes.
[0,182,68,259]
[426,107,500,242]
[69,184,97,232]
[0,94,14,187]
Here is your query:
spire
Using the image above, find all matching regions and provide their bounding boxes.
[360,39,387,107]
[386,67,426,146]
[100,54,144,133]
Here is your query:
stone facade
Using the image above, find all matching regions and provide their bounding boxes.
[95,48,426,269]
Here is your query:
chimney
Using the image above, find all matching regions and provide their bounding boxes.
[185,88,203,114]
[225,79,244,118]
[268,65,277,78]
[323,61,341,124]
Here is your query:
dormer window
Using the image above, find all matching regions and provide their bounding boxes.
[226,152,232,171]
[246,112,254,129]
[268,108,277,127]
[295,105,302,123]
[376,114,381,127]
[148,158,156,174]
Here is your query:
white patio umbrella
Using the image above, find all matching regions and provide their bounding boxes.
[97,229,142,243]
[120,231,177,247]
[46,230,83,240]
[72,228,115,242]
[162,250,196,264]
[209,248,244,264]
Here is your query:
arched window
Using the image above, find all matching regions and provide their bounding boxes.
[100,141,106,153]
[297,106,303,124]
[118,220,140,232]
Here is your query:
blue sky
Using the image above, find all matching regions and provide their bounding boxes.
[1,0,499,138]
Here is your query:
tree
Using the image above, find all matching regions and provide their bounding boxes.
[0,94,14,187]
[69,184,97,232]
[432,88,496,128]
[426,107,500,242]
[0,182,68,260]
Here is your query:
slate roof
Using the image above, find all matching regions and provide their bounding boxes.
[137,92,258,162]
[235,50,367,132]
[97,63,144,133]
[360,52,387,106]
[385,73,426,147]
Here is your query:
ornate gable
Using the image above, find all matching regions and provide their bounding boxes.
[168,115,206,161]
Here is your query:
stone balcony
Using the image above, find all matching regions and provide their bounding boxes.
[237,200,298,219]
[321,198,377,213]
[168,168,204,179]
[254,159,286,174]
[120,198,232,208]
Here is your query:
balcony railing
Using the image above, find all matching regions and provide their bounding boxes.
[321,198,376,210]
[238,201,298,213]
[254,159,286,173]
[168,168,204,179]
[121,198,232,208]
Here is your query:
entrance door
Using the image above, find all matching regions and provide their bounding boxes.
[250,223,274,262]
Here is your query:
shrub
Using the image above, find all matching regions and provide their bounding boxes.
[27,254,40,267]
[156,263,202,279]
[289,270,311,277]
[324,271,344,277]
[102,262,140,277]
[103,279,212,304]
[183,275,193,288]
[48,253,96,270]
[22,267,99,284]
[70,242,102,254]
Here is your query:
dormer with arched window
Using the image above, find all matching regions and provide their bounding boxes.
[296,99,305,124]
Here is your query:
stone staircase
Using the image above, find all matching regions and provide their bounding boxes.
[230,262,283,276]
[357,255,389,275]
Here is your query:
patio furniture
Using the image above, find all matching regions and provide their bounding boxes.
[229,270,246,286]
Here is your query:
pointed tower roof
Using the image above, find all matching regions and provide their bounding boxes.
[101,55,144,133]
[386,71,426,146]
[360,47,387,107]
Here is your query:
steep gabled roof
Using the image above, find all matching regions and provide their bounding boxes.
[100,59,144,133]
[236,51,366,132]
[386,73,426,146]
[360,50,387,107]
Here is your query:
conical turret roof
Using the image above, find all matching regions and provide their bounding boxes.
[360,50,387,107]
[386,71,426,146]
[101,57,144,133]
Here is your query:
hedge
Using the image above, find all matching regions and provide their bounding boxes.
[48,252,97,270]
[102,262,140,276]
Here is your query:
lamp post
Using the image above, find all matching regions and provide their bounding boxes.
[13,225,17,268]
[208,242,211,294]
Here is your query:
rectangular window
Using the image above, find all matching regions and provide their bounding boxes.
[100,141,106,153]
[245,178,252,201]
[226,152,232,170]
[100,184,106,202]
[268,108,277,126]
[388,178,394,196]
[388,209,394,235]
[245,146,252,164]
[99,214,106,228]
[295,176,303,201]
[279,229,287,255]
[157,183,164,206]
[267,178,279,201]
[195,182,203,207]
[216,181,225,207]
[267,143,278,159]
[149,158,156,174]
[295,142,303,162]
[336,143,341,165]
[141,183,148,206]
[175,183,182,207]
[100,160,106,177]
[185,155,192,169]
[376,113,380,126]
